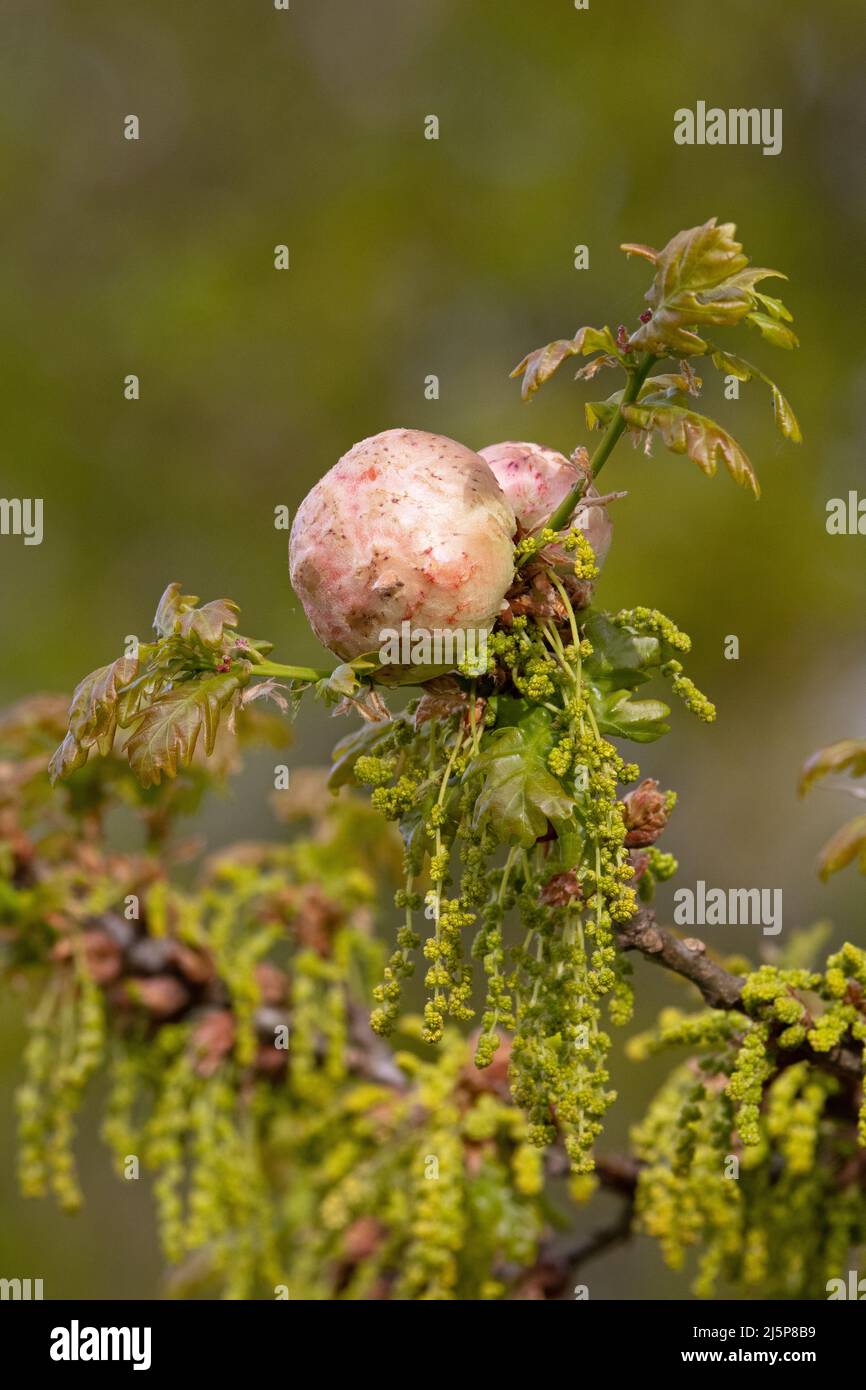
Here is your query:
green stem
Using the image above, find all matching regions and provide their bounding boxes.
[498,846,518,905]
[542,350,656,538]
[249,659,330,683]
[547,569,580,649]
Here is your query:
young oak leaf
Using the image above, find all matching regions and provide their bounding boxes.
[770,387,800,440]
[580,612,661,689]
[585,371,703,433]
[115,640,208,728]
[123,672,245,787]
[816,815,866,881]
[48,731,90,783]
[154,583,199,637]
[590,690,671,743]
[641,370,702,398]
[114,657,166,728]
[709,348,802,442]
[621,402,760,497]
[798,739,866,796]
[48,655,139,783]
[798,739,866,879]
[511,326,619,400]
[620,242,659,265]
[745,311,799,351]
[573,354,619,382]
[68,656,139,750]
[626,218,786,357]
[753,289,794,322]
[153,582,240,648]
[467,711,573,847]
[585,398,619,432]
[182,600,241,647]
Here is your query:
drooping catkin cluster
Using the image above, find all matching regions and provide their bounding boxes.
[12,846,376,1295]
[5,685,866,1299]
[1,695,567,1300]
[311,1026,548,1301]
[36,572,712,1175]
[627,943,866,1297]
[16,945,106,1213]
[340,581,708,1171]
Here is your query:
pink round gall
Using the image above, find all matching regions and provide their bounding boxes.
[289,429,516,662]
[478,440,613,570]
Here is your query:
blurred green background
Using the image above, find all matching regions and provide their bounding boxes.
[1,0,864,1298]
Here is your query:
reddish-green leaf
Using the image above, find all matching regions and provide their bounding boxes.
[799,739,866,796]
[182,600,240,646]
[153,582,239,647]
[653,220,749,297]
[628,219,787,357]
[622,402,759,496]
[640,370,702,397]
[511,326,618,400]
[746,311,799,351]
[586,370,702,433]
[709,349,801,443]
[817,815,866,881]
[48,655,140,782]
[770,385,802,441]
[48,731,90,784]
[620,242,659,265]
[154,583,199,637]
[123,673,244,787]
[68,657,139,746]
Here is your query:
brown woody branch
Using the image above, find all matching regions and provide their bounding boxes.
[616,908,863,1083]
[615,907,746,1009]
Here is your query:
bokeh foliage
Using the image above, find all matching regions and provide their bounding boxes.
[1,0,864,1296]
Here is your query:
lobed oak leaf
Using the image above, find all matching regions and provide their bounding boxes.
[123,672,244,787]
[180,599,241,646]
[153,582,199,637]
[467,711,573,847]
[627,219,788,357]
[816,816,866,882]
[47,731,89,783]
[745,311,799,351]
[621,402,760,497]
[48,655,139,782]
[709,349,801,442]
[799,739,866,796]
[753,289,794,322]
[153,582,240,647]
[592,690,671,743]
[511,326,619,400]
[585,370,702,434]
